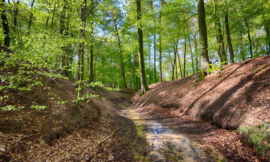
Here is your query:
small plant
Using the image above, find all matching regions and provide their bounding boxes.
[238,123,270,158]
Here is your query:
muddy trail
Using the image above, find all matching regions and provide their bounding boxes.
[114,100,225,162]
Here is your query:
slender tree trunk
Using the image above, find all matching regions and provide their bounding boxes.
[188,37,195,74]
[50,3,56,27]
[170,52,174,80]
[263,16,270,55]
[148,32,151,85]
[224,2,234,63]
[27,0,35,35]
[13,0,19,29]
[159,0,163,82]
[194,33,199,73]
[239,30,245,61]
[154,24,157,83]
[114,19,127,88]
[88,0,94,83]
[76,1,86,109]
[183,37,187,77]
[1,0,10,47]
[89,28,94,82]
[244,17,253,58]
[212,0,225,66]
[136,0,149,95]
[216,35,222,66]
[177,53,182,77]
[60,0,67,70]
[198,0,210,76]
[174,39,178,79]
[264,23,270,55]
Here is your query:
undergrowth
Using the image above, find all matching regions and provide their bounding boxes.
[238,123,270,159]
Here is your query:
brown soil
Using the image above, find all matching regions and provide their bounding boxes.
[0,65,147,161]
[131,55,270,161]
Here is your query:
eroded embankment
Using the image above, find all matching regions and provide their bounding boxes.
[132,55,270,130]
[131,55,270,161]
[0,65,146,161]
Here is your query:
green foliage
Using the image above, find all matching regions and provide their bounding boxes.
[238,124,270,158]
[206,62,226,74]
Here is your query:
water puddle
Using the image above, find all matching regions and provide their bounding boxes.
[118,103,226,162]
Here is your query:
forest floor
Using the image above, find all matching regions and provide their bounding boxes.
[131,55,270,161]
[1,55,270,161]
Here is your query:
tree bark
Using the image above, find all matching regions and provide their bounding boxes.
[194,33,199,73]
[244,17,253,58]
[76,1,86,109]
[264,23,270,55]
[88,0,94,83]
[27,0,35,35]
[136,0,149,95]
[148,33,151,85]
[188,37,195,74]
[174,39,178,79]
[224,1,234,63]
[177,52,182,77]
[154,24,157,83]
[13,0,19,29]
[114,19,127,88]
[183,37,187,77]
[212,0,225,66]
[198,0,210,76]
[159,0,163,82]
[1,0,10,47]
[239,30,245,61]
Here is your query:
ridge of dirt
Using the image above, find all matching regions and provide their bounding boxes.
[0,65,146,161]
[131,55,270,161]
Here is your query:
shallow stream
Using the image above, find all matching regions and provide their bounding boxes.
[118,103,226,162]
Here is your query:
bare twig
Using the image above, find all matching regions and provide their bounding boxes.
[97,128,120,146]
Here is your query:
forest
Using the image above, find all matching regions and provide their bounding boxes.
[1,0,269,94]
[1,0,270,161]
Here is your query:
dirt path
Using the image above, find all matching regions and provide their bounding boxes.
[117,102,225,162]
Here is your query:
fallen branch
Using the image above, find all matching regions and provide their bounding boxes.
[98,128,120,146]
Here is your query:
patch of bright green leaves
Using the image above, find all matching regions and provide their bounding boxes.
[238,123,270,158]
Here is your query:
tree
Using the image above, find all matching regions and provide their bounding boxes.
[136,0,149,95]
[198,0,210,76]
[224,0,234,63]
[1,0,10,47]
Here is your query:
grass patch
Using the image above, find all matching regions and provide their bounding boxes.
[238,123,270,158]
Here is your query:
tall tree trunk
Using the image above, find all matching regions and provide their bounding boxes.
[264,23,270,55]
[88,0,94,83]
[27,0,35,35]
[194,33,199,73]
[154,24,157,83]
[136,0,149,95]
[212,0,225,66]
[174,39,178,79]
[170,52,174,80]
[13,0,19,29]
[177,52,182,77]
[183,37,187,77]
[1,0,10,47]
[76,1,86,109]
[239,30,245,61]
[114,19,127,88]
[148,32,151,85]
[198,0,210,76]
[225,15,234,62]
[224,1,234,63]
[188,37,195,74]
[244,17,253,58]
[60,0,67,70]
[159,0,163,82]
